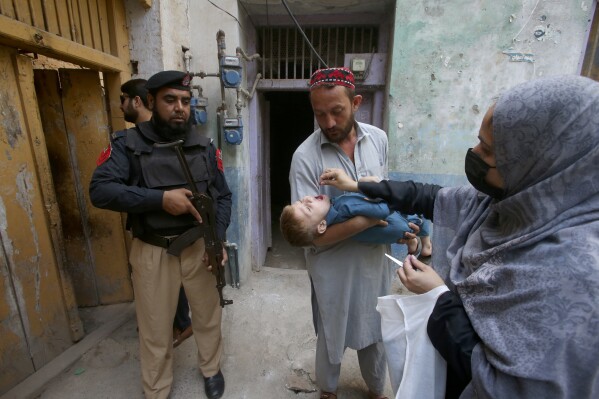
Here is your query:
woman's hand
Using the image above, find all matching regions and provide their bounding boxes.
[397,254,445,294]
[319,168,359,192]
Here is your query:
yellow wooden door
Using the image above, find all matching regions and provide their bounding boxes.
[0,46,74,394]
[35,68,133,306]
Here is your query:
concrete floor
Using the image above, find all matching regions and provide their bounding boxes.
[263,219,306,270]
[27,266,399,399]
[6,225,408,399]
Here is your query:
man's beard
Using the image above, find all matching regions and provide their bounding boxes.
[152,110,192,141]
[321,113,356,143]
[123,105,138,124]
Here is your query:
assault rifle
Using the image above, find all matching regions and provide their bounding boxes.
[155,140,232,308]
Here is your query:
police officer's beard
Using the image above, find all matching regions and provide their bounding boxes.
[152,111,192,141]
[123,108,138,124]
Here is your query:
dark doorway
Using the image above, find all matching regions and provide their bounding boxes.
[267,91,313,213]
[264,91,313,269]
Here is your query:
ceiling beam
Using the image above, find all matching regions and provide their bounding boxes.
[0,14,129,72]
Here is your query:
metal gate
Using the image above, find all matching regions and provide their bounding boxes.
[258,25,379,79]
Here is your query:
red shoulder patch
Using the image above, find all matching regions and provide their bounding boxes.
[96,144,112,166]
[216,148,224,173]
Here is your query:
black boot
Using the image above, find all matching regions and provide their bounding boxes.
[203,370,225,399]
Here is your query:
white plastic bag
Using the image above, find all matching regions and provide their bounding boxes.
[376,285,449,399]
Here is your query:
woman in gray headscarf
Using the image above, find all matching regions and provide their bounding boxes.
[319,75,599,398]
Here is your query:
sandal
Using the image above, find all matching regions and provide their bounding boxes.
[320,392,337,399]
[417,254,432,265]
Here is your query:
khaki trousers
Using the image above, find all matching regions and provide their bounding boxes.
[129,238,223,399]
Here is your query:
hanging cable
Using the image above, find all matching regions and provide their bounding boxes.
[207,0,243,29]
[362,46,377,81]
[206,0,253,43]
[238,0,258,31]
[280,0,328,68]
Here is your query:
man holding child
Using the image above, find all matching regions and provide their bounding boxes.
[289,67,396,399]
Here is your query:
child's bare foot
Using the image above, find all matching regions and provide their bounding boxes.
[420,236,432,257]
[407,237,419,255]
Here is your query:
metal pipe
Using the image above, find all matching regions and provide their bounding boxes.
[248,73,261,98]
[192,71,219,79]
[216,30,226,59]
[236,47,261,62]
[237,73,262,103]
[182,46,192,72]
[236,88,243,117]
[224,241,240,288]
[215,30,227,118]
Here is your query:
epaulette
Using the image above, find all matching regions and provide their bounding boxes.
[111,129,128,141]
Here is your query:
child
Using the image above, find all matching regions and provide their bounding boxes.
[280,193,431,255]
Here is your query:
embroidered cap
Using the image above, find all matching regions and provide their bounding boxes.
[146,70,192,91]
[309,67,355,90]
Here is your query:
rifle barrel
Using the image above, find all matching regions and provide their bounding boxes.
[154,140,233,308]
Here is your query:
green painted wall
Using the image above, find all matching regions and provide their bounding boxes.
[387,0,595,182]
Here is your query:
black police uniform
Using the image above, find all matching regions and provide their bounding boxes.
[90,120,231,241]
[90,116,231,398]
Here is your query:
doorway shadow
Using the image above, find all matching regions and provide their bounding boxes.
[263,91,313,270]
[264,206,306,270]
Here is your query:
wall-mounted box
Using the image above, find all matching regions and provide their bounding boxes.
[345,53,387,87]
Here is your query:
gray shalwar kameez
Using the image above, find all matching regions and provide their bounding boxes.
[289,122,393,392]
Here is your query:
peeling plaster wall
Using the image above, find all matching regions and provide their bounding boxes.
[388,0,596,186]
[160,0,190,70]
[187,0,253,280]
[124,0,189,76]
[124,0,163,77]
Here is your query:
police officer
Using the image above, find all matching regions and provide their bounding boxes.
[119,78,152,124]
[90,70,232,399]
[120,77,194,348]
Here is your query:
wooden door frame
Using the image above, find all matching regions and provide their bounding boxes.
[582,2,599,80]
[0,0,132,334]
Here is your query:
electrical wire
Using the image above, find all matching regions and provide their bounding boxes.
[206,0,257,44]
[280,0,328,68]
[362,46,377,81]
[238,0,258,31]
[206,0,243,30]
[266,0,269,27]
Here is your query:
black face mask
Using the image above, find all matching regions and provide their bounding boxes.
[465,148,504,200]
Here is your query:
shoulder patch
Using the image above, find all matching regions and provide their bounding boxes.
[216,148,224,173]
[111,129,127,141]
[96,144,112,166]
